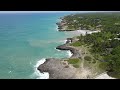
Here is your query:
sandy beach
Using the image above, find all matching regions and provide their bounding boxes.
[64,30,100,37]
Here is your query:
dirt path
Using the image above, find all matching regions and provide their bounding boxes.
[72,45,92,79]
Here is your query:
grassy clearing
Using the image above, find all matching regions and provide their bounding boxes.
[67,58,80,64]
[66,58,81,68]
[70,41,82,47]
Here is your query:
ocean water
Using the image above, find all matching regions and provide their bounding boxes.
[0,12,75,79]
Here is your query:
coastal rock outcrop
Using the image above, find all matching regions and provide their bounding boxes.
[37,33,82,79]
[37,37,81,79]
[37,58,77,79]
[56,44,80,58]
[56,20,75,31]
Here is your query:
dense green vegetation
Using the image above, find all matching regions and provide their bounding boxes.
[63,12,120,31]
[67,58,80,68]
[63,12,120,78]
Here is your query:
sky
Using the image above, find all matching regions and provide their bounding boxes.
[0,11,91,13]
[0,11,117,14]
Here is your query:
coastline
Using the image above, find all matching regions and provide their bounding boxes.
[33,58,49,79]
[37,38,75,79]
[37,16,115,79]
[37,30,101,79]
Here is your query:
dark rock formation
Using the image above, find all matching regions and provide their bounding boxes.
[56,44,80,58]
[56,22,64,30]
[66,38,72,44]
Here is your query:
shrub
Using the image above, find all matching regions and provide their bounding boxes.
[84,56,92,61]
[73,64,80,68]
[92,59,96,64]
[99,62,108,70]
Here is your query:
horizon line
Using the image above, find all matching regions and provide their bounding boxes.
[0,11,119,14]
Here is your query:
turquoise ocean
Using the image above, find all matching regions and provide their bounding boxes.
[0,12,78,79]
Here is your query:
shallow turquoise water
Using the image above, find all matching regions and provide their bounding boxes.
[0,12,75,79]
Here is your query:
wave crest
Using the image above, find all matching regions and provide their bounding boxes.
[31,58,49,79]
[67,51,73,58]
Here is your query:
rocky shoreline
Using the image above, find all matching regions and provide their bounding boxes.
[56,17,75,31]
[37,37,81,79]
[38,58,78,79]
[56,43,80,59]
[37,17,81,79]
[37,17,106,79]
[37,16,98,79]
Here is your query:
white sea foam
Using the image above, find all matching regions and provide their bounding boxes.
[31,44,72,79]
[59,39,67,44]
[67,51,73,58]
[8,71,12,73]
[56,39,73,58]
[55,25,59,31]
[31,58,49,79]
